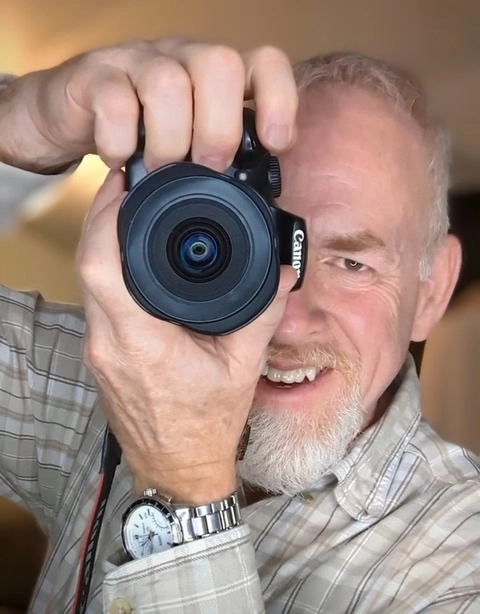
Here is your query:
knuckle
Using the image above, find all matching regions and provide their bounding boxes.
[96,85,135,117]
[97,141,134,170]
[136,61,191,112]
[200,45,245,78]
[77,47,121,73]
[201,133,240,158]
[142,58,190,95]
[119,38,151,54]
[155,36,190,54]
[252,45,290,67]
[195,123,242,160]
[83,335,108,374]
[95,39,146,61]
[76,251,100,286]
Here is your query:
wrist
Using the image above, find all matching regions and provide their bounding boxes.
[122,486,242,559]
[132,469,238,507]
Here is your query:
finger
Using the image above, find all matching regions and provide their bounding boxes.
[189,45,246,170]
[230,265,297,352]
[76,173,171,336]
[78,176,126,366]
[243,46,298,153]
[82,67,140,168]
[77,166,186,350]
[133,56,193,170]
[161,42,246,171]
[77,171,130,311]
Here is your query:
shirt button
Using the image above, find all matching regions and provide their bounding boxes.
[109,597,133,614]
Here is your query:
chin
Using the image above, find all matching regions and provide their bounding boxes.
[238,379,364,497]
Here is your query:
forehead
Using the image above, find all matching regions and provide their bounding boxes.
[277,84,432,236]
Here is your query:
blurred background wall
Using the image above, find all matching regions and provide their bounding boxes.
[0,1,479,611]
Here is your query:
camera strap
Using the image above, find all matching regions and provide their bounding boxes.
[72,427,121,614]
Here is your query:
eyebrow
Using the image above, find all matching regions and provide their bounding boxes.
[322,231,386,252]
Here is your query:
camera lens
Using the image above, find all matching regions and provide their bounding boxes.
[168,220,230,280]
[118,163,280,334]
[181,233,216,268]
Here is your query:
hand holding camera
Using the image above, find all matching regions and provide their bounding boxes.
[118,108,308,334]
[76,41,301,505]
[78,166,298,503]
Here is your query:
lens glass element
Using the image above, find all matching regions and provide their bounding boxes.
[167,218,230,281]
[179,232,218,271]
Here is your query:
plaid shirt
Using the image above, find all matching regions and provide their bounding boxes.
[0,284,479,614]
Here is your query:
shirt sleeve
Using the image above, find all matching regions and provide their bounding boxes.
[102,524,265,613]
[0,285,98,532]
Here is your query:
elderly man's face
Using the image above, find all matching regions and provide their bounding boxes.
[240,85,441,494]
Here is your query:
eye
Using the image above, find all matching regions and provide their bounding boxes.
[342,259,366,272]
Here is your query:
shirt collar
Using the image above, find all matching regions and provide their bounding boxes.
[331,354,422,520]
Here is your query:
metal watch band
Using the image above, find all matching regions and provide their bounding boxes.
[143,487,242,541]
[173,492,242,541]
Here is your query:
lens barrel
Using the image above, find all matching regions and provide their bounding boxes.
[118,162,280,334]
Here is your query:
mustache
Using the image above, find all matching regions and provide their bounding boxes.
[266,343,360,374]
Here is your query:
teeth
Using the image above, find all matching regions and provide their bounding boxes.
[262,365,325,384]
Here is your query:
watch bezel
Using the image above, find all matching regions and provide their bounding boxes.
[121,497,183,559]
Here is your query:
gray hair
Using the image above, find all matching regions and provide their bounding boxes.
[293,53,451,279]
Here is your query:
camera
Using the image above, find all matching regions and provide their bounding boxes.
[118,108,307,335]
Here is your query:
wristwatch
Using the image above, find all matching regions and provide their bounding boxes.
[121,488,242,559]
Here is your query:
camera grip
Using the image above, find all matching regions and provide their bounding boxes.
[272,208,308,290]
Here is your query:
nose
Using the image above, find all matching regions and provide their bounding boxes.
[271,275,327,346]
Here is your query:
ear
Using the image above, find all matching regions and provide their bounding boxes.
[411,234,462,342]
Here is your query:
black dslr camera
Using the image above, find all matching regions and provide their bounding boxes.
[118,108,307,335]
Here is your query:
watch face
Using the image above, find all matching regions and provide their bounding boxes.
[122,499,180,559]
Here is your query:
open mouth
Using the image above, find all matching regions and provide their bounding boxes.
[261,365,329,388]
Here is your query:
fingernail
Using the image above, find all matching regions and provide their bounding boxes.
[197,155,228,172]
[266,124,290,151]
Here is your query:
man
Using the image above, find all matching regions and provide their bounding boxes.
[1,38,479,613]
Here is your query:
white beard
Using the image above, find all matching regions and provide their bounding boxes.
[237,377,363,497]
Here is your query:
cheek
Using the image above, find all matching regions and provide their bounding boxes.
[343,283,405,349]
[333,282,414,399]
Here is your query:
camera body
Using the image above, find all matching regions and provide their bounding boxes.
[118,108,307,335]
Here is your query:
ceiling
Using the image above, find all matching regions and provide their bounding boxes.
[0,0,479,299]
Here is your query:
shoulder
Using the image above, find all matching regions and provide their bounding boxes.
[407,419,480,483]
[0,284,92,397]
[398,424,480,541]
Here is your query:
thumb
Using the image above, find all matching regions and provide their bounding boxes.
[235,265,297,348]
[76,168,128,304]
[83,168,126,228]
